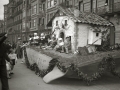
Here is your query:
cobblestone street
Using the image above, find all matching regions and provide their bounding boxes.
[8,59,120,90]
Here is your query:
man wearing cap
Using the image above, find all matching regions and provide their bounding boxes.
[0,33,11,90]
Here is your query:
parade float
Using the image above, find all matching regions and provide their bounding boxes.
[24,6,120,85]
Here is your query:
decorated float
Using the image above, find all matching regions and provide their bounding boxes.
[24,6,120,85]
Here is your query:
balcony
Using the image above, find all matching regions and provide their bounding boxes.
[7,23,14,28]
[13,20,22,25]
[7,15,14,20]
[114,2,120,12]
[13,10,22,17]
[96,5,112,15]
[14,29,21,33]
[27,4,31,9]
[16,0,23,6]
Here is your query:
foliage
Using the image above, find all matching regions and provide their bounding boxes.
[24,47,120,85]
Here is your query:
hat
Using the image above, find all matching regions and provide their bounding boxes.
[0,32,6,37]
[41,33,44,36]
[18,37,21,40]
[58,38,62,41]
[34,33,37,35]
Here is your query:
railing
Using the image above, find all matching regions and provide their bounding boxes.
[13,20,22,25]
[96,5,112,15]
[7,15,14,20]
[14,29,21,33]
[7,23,14,28]
[114,2,120,12]
[97,6,106,15]
[13,10,22,17]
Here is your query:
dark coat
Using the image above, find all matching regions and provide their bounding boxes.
[0,43,11,65]
[0,36,7,45]
[0,34,10,65]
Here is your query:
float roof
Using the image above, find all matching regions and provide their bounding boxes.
[47,6,113,27]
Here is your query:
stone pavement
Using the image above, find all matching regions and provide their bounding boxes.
[8,59,120,90]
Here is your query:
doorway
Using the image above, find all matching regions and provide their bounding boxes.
[59,32,65,41]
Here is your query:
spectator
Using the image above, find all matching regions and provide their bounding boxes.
[15,38,22,59]
[0,33,11,90]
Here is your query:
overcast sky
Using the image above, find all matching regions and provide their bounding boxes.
[0,0,9,20]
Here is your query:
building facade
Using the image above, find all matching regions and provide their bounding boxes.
[4,0,120,44]
[5,0,23,43]
[74,0,120,44]
[0,20,4,33]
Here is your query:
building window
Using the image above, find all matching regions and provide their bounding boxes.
[90,0,93,12]
[33,19,36,27]
[56,21,58,26]
[30,22,31,28]
[105,0,108,6]
[96,33,99,37]
[47,14,49,23]
[42,3,45,11]
[39,4,42,11]
[50,13,53,19]
[79,1,83,11]
[54,0,57,5]
[48,0,50,8]
[51,0,54,6]
[65,0,69,6]
[65,20,68,26]
[33,5,37,14]
[39,18,41,25]
[47,0,55,8]
[42,18,44,25]
[23,22,25,29]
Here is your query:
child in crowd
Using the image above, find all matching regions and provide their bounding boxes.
[8,49,17,75]
[6,61,11,79]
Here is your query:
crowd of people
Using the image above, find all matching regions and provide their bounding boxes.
[28,33,71,54]
[0,32,25,90]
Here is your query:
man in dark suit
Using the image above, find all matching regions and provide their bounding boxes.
[0,33,11,90]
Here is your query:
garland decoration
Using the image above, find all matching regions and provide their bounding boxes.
[24,47,120,85]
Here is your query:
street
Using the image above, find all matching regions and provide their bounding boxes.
[8,59,120,90]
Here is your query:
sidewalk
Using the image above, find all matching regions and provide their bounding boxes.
[8,59,120,90]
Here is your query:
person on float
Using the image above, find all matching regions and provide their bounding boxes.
[28,34,33,45]
[33,33,39,46]
[54,38,64,51]
[40,33,45,48]
[61,36,71,54]
[50,35,57,49]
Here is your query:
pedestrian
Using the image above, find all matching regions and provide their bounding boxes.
[8,49,17,75]
[15,38,22,59]
[6,61,11,79]
[0,33,11,90]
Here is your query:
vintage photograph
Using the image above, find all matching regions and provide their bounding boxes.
[0,0,120,90]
